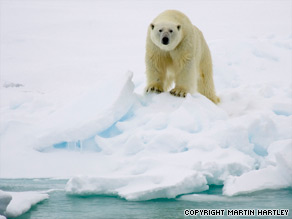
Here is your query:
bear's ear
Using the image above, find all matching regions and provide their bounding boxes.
[177,25,181,30]
[150,24,155,30]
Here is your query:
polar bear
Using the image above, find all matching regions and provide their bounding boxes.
[145,10,220,104]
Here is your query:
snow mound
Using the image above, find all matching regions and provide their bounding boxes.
[61,70,290,200]
[0,190,49,218]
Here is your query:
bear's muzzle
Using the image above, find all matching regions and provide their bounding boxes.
[161,32,170,45]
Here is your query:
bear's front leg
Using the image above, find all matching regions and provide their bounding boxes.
[145,63,166,94]
[170,60,197,98]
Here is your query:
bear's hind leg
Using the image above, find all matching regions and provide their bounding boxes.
[198,60,220,104]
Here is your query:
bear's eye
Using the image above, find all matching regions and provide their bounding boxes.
[159,29,163,32]
[169,29,173,33]
[177,25,181,30]
[151,24,155,30]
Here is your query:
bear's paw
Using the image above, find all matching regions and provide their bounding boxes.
[146,84,163,94]
[170,87,187,98]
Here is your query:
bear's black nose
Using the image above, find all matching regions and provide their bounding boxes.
[162,37,169,45]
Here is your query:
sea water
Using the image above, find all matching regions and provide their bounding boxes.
[0,178,291,219]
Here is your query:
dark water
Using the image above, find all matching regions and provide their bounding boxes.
[0,179,291,219]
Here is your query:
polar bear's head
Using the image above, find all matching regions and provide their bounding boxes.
[150,22,182,51]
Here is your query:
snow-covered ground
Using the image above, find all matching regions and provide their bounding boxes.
[0,0,291,210]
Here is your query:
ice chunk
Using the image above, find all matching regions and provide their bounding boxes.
[66,171,208,201]
[4,191,49,218]
[223,139,292,196]
[0,190,12,216]
[35,71,135,151]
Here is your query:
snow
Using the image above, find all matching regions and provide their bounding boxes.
[34,71,135,151]
[0,0,291,209]
[0,190,49,218]
[223,139,292,196]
